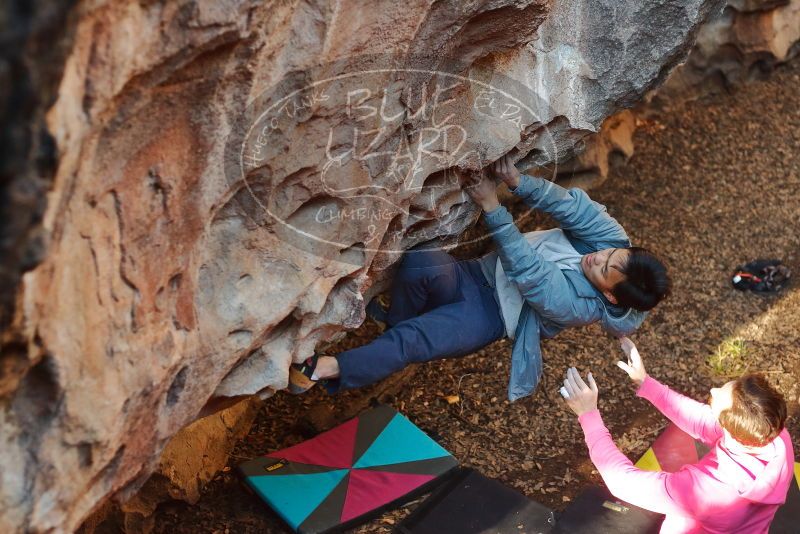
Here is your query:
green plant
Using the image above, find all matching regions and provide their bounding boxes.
[707,337,749,376]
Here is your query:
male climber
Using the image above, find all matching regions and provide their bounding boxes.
[290,154,671,400]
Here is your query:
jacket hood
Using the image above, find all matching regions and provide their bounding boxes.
[717,429,794,505]
[600,305,646,336]
[561,270,647,336]
[597,298,647,336]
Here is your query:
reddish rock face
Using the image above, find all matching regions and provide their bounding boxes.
[0,0,730,531]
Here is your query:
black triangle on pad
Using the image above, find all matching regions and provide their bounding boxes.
[237,456,341,478]
[297,472,351,534]
[360,455,459,476]
[555,485,663,533]
[351,404,398,465]
[694,439,711,459]
[770,475,800,533]
[397,468,555,534]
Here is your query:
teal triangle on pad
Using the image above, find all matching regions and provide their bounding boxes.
[247,469,348,529]
[353,413,451,469]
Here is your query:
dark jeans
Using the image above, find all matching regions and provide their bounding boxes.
[330,249,505,392]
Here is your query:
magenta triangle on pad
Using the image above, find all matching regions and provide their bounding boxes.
[340,470,436,523]
[268,417,358,469]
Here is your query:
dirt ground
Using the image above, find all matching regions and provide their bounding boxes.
[152,60,800,533]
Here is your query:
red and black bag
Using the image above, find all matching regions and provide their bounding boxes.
[731,259,791,292]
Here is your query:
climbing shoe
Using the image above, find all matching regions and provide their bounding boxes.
[288,354,320,394]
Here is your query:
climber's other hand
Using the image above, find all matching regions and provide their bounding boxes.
[490,154,521,190]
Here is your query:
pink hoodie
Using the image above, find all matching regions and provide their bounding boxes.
[578,376,795,533]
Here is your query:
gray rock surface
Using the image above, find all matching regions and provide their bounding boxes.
[565,0,800,189]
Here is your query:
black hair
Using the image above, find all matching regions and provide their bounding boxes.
[611,247,671,312]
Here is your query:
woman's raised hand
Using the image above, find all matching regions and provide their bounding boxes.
[617,336,648,387]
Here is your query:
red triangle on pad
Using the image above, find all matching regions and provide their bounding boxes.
[652,423,700,473]
[268,417,359,469]
[340,469,435,523]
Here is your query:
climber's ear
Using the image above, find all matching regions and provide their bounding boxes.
[603,289,618,305]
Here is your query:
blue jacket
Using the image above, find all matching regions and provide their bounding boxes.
[481,175,647,401]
